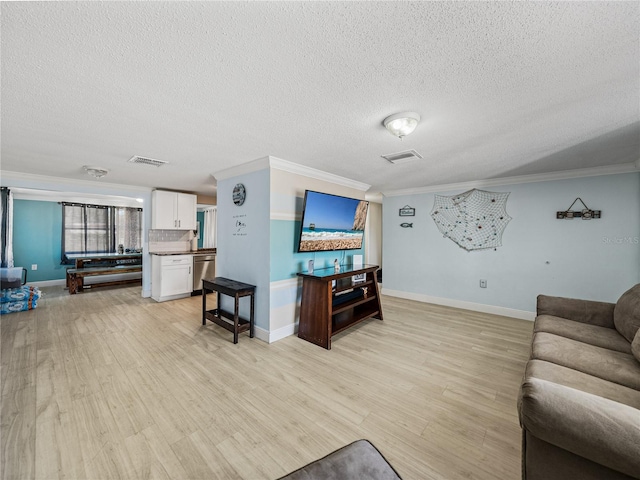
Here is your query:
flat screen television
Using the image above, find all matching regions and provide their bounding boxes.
[297,190,369,252]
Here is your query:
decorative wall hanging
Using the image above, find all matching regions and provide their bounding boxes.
[556,198,601,220]
[430,189,512,251]
[399,205,415,216]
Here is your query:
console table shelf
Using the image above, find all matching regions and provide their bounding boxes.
[297,265,382,349]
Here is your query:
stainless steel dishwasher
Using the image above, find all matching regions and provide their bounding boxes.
[192,253,216,292]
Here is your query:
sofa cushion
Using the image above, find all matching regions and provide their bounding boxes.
[531,332,640,390]
[614,284,640,343]
[525,359,640,409]
[632,329,640,364]
[537,294,615,328]
[535,315,631,354]
[518,378,640,479]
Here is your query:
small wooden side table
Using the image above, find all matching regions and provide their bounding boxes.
[202,277,255,344]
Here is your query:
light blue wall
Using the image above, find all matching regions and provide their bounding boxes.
[13,200,66,282]
[383,172,640,313]
[270,219,365,281]
[1,175,152,295]
[216,168,271,330]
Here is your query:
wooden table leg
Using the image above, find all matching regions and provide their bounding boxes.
[69,274,77,294]
[250,291,255,338]
[202,286,207,325]
[233,294,239,344]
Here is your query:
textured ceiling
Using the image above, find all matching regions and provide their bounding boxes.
[1,1,638,196]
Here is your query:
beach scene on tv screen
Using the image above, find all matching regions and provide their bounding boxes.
[299,192,368,252]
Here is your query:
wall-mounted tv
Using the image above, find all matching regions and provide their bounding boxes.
[297,190,369,252]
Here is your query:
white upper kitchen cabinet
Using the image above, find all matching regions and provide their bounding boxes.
[151,190,197,230]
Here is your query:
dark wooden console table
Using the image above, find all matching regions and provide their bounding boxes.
[202,277,255,344]
[297,265,382,349]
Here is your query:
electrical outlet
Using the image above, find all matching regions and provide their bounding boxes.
[31,264,38,271]
[480,279,487,288]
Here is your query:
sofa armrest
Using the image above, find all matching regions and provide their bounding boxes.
[518,378,640,479]
[536,295,615,328]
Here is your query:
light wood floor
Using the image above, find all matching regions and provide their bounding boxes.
[1,285,533,480]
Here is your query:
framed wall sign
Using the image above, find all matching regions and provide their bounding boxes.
[399,205,415,216]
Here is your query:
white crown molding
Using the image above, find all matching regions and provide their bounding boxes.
[382,163,639,197]
[212,156,271,182]
[382,288,535,321]
[1,170,152,195]
[213,156,371,192]
[365,191,384,203]
[268,156,371,192]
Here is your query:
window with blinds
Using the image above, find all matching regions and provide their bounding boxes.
[61,203,142,263]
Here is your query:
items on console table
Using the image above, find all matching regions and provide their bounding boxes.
[297,265,382,349]
[202,277,255,344]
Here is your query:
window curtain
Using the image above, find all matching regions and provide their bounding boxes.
[115,207,142,251]
[0,187,14,268]
[61,203,142,262]
[203,206,217,248]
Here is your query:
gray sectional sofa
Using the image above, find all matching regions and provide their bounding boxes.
[518,284,640,480]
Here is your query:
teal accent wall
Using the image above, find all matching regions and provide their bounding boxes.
[270,219,365,282]
[13,199,66,282]
[197,211,204,249]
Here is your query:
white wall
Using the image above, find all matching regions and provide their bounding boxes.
[365,201,382,267]
[382,172,640,317]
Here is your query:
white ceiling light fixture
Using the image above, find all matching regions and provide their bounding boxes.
[383,112,421,139]
[83,165,109,178]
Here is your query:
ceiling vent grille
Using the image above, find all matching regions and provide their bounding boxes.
[128,155,169,167]
[381,149,423,164]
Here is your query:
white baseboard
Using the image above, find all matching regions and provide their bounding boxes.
[381,288,535,321]
[269,322,297,342]
[28,279,66,288]
[253,325,270,343]
[253,323,298,343]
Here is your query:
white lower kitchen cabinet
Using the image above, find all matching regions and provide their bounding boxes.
[151,254,193,302]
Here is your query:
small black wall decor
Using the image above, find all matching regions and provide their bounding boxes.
[399,205,415,216]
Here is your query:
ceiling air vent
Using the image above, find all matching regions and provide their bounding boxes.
[381,149,423,165]
[128,155,169,167]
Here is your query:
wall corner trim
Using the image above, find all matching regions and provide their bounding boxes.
[381,288,535,321]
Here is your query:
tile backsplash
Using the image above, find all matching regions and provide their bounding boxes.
[148,229,195,252]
